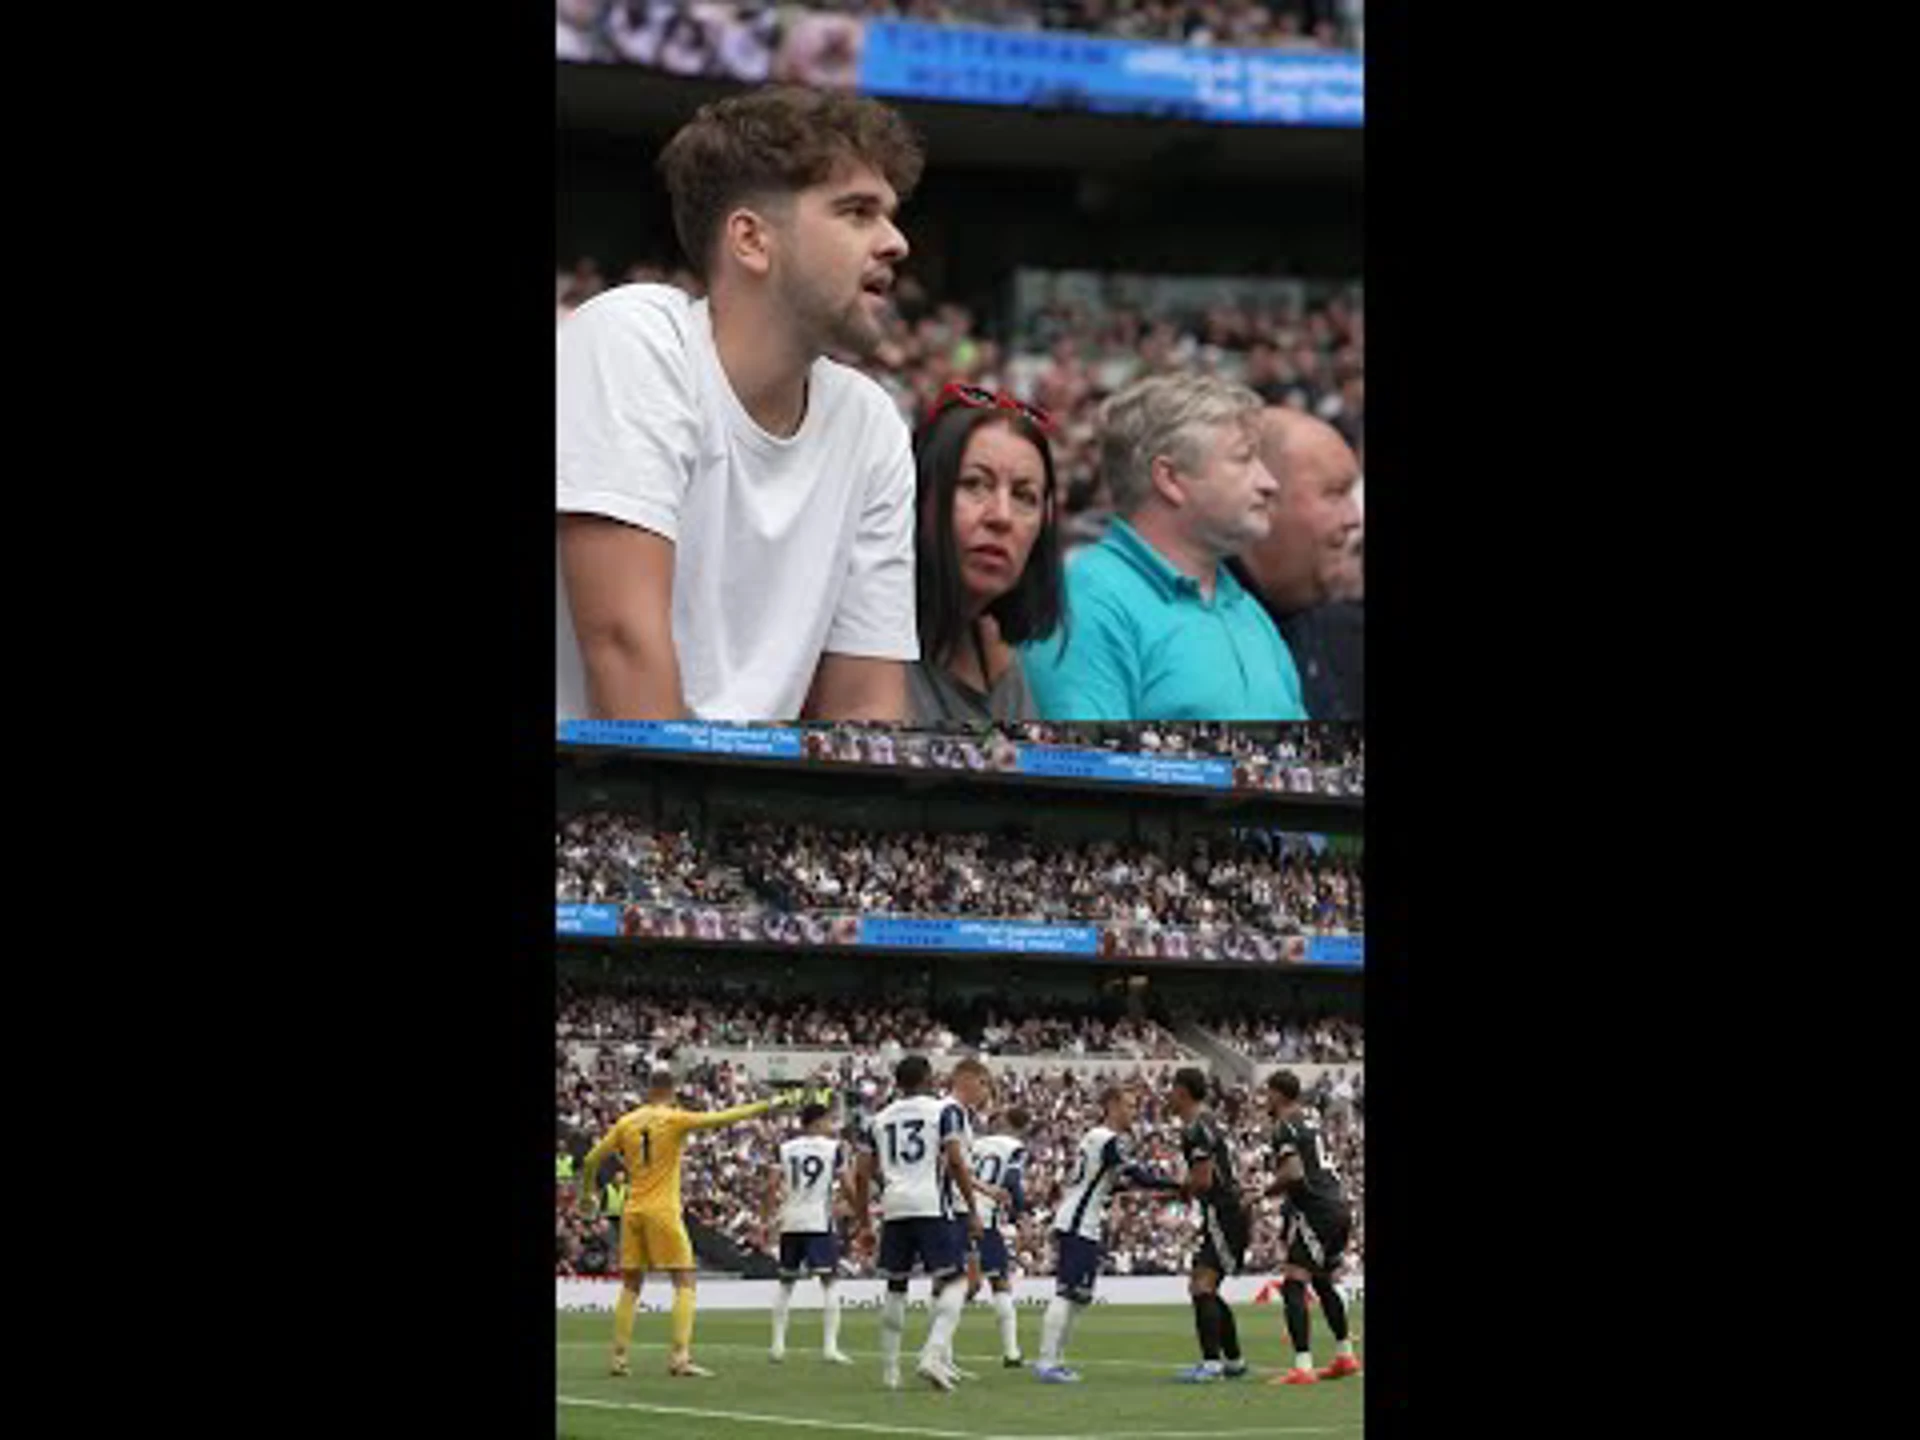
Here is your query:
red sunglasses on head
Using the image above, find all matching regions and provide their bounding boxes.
[928,381,1055,434]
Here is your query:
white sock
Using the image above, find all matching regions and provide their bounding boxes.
[993,1290,1019,1359]
[821,1280,842,1353]
[922,1282,965,1367]
[1063,1299,1086,1356]
[880,1291,906,1371]
[1040,1296,1072,1366]
[1295,1351,1314,1371]
[1336,1338,1354,1358]
[771,1280,794,1350]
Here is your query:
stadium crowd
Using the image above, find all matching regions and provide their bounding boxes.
[556,814,756,907]
[557,976,1188,1057]
[555,999,1363,1278]
[781,721,1364,795]
[556,815,1364,934]
[555,263,1364,563]
[559,0,1364,64]
[1204,1012,1363,1064]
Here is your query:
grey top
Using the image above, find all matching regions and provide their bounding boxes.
[907,653,1038,724]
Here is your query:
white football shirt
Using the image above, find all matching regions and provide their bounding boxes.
[867,1094,968,1221]
[776,1135,840,1235]
[1054,1124,1130,1242]
[556,284,919,721]
[969,1133,1026,1231]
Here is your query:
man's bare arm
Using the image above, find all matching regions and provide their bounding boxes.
[803,653,908,722]
[558,515,687,719]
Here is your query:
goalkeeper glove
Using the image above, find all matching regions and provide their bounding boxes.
[770,1086,806,1110]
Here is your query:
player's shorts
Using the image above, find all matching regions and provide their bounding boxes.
[776,1231,840,1279]
[1052,1230,1102,1303]
[1282,1204,1352,1276]
[973,1228,1011,1281]
[1192,1203,1250,1278]
[619,1208,695,1273]
[879,1217,964,1283]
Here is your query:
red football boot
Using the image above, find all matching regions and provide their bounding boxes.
[1318,1354,1362,1380]
[1266,1367,1320,1386]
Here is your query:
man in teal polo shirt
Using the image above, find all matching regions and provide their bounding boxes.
[1021,373,1307,719]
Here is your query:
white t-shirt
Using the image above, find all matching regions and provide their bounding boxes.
[865,1093,968,1221]
[556,284,918,721]
[777,1135,841,1235]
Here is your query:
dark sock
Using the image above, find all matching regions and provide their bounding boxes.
[1310,1274,1349,1343]
[1217,1297,1242,1361]
[1281,1279,1311,1356]
[1190,1293,1223,1361]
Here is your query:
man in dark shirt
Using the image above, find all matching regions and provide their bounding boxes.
[1264,1069,1360,1385]
[1228,409,1364,720]
[1168,1067,1250,1382]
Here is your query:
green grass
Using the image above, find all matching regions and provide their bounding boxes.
[557,1302,1364,1438]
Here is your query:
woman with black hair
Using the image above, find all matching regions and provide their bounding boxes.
[907,383,1067,723]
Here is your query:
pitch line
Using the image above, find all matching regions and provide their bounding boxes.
[556,1396,981,1437]
[555,1339,1362,1382]
[558,1397,1358,1439]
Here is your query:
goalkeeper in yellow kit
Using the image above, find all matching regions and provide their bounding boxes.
[575,1069,819,1378]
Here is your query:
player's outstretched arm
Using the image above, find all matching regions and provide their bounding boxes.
[1119,1161,1184,1193]
[1113,1135,1182,1193]
[680,1086,809,1134]
[679,1097,780,1132]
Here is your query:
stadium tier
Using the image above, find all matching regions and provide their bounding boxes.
[558,816,1362,931]
[557,724,1363,964]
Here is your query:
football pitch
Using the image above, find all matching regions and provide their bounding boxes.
[557,1304,1365,1437]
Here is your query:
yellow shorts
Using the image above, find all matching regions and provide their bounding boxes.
[619,1209,694,1273]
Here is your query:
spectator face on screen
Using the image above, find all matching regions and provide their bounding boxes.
[949,420,1047,612]
[913,405,1065,672]
[1166,416,1275,556]
[765,159,908,361]
[1241,409,1362,612]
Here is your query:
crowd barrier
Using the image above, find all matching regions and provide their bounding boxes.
[558,719,1361,798]
[557,901,1363,967]
[556,1271,1360,1312]
[557,6,1363,129]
